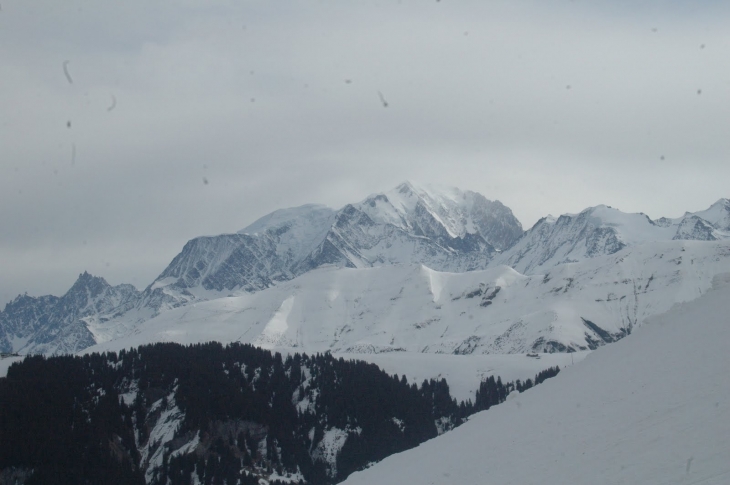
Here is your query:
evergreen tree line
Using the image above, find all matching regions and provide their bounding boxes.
[0,343,561,485]
[473,366,561,412]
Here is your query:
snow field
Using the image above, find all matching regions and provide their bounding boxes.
[85,240,730,359]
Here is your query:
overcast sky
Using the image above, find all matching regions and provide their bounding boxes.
[1,0,729,305]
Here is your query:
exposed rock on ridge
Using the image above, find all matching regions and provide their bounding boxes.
[0,272,140,354]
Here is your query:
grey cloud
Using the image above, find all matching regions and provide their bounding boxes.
[1,0,729,304]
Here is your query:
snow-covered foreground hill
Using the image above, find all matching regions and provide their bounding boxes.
[341,274,730,485]
[87,239,730,358]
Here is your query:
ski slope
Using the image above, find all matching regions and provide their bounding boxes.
[341,273,730,485]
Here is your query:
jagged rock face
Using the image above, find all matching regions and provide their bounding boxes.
[497,206,629,274]
[0,294,60,352]
[468,195,525,251]
[143,211,338,313]
[153,234,285,292]
[0,272,140,354]
[297,203,495,273]
[672,215,717,241]
[353,182,523,251]
[321,182,522,271]
[692,198,730,231]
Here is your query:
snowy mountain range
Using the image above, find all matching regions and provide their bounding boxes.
[147,181,522,303]
[1,182,729,358]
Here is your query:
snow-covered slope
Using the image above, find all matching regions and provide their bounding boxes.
[498,200,730,274]
[340,273,730,485]
[87,239,730,359]
[239,203,337,262]
[147,204,337,299]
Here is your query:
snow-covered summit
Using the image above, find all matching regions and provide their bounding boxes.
[691,198,730,231]
[293,182,522,274]
[238,203,335,236]
[238,203,337,266]
[356,181,523,250]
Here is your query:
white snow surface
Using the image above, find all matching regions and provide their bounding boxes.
[337,351,587,402]
[238,203,337,263]
[85,240,730,359]
[312,428,350,477]
[341,273,730,485]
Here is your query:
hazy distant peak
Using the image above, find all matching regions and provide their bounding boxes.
[690,197,730,231]
[391,180,478,204]
[355,182,522,248]
[67,271,109,294]
[238,204,335,235]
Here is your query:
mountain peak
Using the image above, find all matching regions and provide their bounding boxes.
[395,180,418,193]
[690,198,730,231]
[239,204,334,235]
[66,271,110,297]
[391,180,467,203]
[75,270,103,282]
[356,182,522,250]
